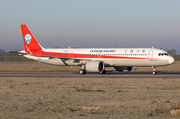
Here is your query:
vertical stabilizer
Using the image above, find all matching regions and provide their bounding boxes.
[21,24,43,55]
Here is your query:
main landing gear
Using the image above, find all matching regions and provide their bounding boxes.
[79,69,106,74]
[79,65,87,74]
[152,66,157,75]
[100,69,106,74]
[79,64,106,75]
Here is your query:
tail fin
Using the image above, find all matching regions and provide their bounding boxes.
[21,24,43,55]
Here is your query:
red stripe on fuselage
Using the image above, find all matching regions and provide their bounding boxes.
[34,50,158,60]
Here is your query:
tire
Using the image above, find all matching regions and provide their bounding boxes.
[79,69,87,75]
[100,69,106,74]
[153,71,157,75]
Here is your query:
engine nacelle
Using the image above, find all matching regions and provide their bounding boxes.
[85,61,104,72]
[114,66,132,72]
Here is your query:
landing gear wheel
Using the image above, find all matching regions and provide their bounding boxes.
[100,69,106,74]
[153,71,157,75]
[152,66,157,75]
[79,69,87,75]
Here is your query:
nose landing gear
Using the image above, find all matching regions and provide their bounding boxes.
[152,66,157,75]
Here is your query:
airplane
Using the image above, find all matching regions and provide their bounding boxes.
[19,24,175,75]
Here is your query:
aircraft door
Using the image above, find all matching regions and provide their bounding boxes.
[37,50,42,61]
[37,50,42,56]
[148,50,154,59]
[98,52,101,58]
[69,51,73,58]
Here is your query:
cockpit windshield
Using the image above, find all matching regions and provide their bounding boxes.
[158,53,169,56]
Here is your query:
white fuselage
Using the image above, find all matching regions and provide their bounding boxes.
[22,47,174,67]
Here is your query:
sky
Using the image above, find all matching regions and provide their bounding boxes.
[0,0,180,53]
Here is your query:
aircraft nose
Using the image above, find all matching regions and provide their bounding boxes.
[168,56,175,64]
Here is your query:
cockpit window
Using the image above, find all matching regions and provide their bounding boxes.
[158,53,169,56]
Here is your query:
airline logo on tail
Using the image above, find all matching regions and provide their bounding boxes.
[24,34,32,44]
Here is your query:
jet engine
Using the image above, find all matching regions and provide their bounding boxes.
[85,61,104,73]
[114,66,132,72]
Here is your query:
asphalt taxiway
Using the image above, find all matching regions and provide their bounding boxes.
[0,72,180,78]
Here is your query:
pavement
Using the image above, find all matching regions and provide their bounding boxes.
[0,71,180,78]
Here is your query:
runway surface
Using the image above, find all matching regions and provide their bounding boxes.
[0,71,180,78]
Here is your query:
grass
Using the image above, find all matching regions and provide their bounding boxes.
[75,88,105,92]
[1,77,180,118]
[0,61,180,72]
[172,55,180,61]
[0,56,34,62]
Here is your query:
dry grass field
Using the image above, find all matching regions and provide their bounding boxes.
[1,77,180,119]
[0,61,180,118]
[0,61,180,72]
